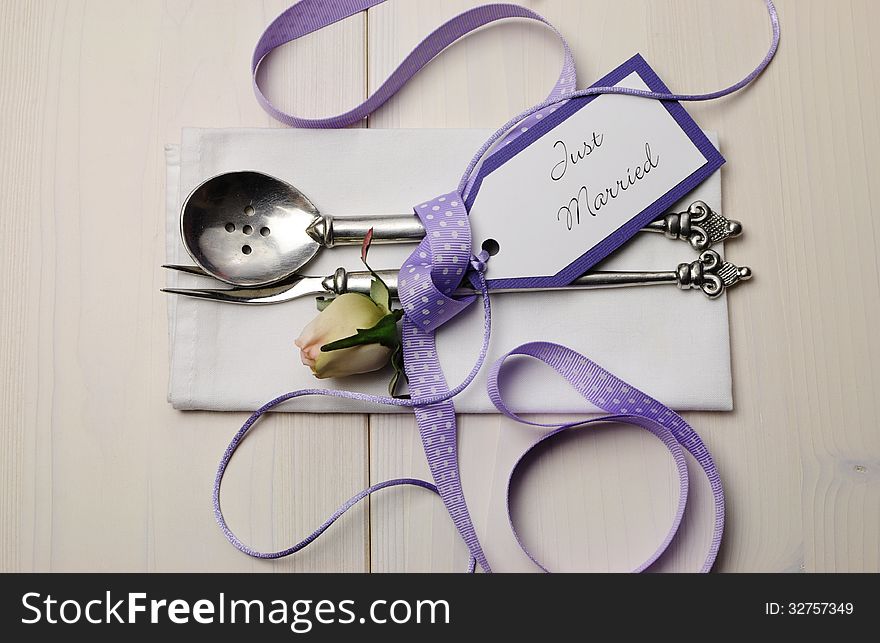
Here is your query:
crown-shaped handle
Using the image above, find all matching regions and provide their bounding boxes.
[677,250,752,299]
[659,201,743,251]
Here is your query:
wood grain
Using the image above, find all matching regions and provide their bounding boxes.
[1,0,878,573]
[366,0,880,572]
[0,0,369,572]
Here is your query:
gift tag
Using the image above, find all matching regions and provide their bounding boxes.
[466,55,725,289]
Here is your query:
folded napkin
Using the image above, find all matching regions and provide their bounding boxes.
[166,128,731,413]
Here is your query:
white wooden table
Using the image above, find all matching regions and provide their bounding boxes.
[1,0,878,572]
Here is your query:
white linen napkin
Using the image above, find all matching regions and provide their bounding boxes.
[165,128,732,413]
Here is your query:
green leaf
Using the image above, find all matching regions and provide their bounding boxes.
[320,310,404,352]
[388,343,409,398]
[359,226,395,311]
[370,277,391,311]
[315,296,334,312]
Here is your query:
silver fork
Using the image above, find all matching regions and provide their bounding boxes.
[162,249,751,304]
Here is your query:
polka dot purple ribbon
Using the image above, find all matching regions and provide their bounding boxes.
[399,196,474,333]
[210,0,781,572]
[398,193,489,569]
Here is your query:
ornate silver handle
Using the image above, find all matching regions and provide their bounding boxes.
[672,249,752,298]
[330,250,751,300]
[307,214,426,247]
[309,200,742,250]
[644,200,743,250]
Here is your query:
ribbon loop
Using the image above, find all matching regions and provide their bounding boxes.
[253,1,577,128]
[488,343,723,572]
[399,193,474,334]
[506,415,689,573]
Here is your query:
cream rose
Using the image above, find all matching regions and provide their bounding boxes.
[295,293,393,379]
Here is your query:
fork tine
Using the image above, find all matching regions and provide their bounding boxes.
[161,286,290,305]
[161,287,232,300]
[162,264,212,277]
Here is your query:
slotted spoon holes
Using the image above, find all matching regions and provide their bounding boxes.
[221,209,264,256]
[181,171,323,286]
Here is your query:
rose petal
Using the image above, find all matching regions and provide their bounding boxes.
[313,343,392,379]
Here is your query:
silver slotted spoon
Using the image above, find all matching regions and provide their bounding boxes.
[179,171,742,288]
[180,171,425,287]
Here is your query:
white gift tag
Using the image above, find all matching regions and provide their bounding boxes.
[465,55,724,289]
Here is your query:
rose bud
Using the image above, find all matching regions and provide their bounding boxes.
[295,293,393,379]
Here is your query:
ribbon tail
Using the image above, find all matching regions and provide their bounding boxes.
[403,315,491,573]
[414,401,490,573]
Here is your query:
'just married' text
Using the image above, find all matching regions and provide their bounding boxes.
[554,137,661,231]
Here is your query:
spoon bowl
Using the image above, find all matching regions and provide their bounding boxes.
[181,171,322,287]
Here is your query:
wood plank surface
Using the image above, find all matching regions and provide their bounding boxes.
[1,0,878,573]
[0,0,369,572]
[366,0,880,572]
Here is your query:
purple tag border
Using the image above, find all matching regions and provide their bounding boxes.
[464,54,726,290]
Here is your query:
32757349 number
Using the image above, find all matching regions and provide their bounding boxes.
[765,602,854,615]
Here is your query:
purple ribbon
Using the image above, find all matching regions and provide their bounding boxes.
[488,342,722,572]
[212,0,780,572]
[253,1,578,128]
